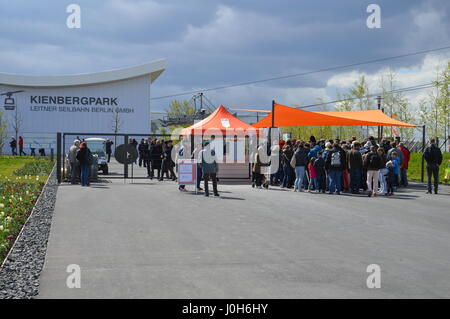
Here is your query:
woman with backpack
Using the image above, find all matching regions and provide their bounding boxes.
[76,142,92,187]
[281,145,294,189]
[364,146,382,197]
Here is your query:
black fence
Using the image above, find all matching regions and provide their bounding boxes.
[56,132,172,183]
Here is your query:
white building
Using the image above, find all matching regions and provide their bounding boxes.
[0,59,166,154]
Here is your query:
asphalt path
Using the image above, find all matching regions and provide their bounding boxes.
[37,167,450,298]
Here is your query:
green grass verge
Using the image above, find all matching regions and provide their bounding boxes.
[407,152,450,184]
[0,156,53,183]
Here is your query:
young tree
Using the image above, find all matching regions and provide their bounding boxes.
[333,91,361,140]
[12,108,22,144]
[379,68,415,140]
[349,75,373,137]
[419,61,450,145]
[166,100,195,118]
[0,111,7,155]
[111,109,123,148]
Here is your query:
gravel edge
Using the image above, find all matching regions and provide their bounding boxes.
[0,166,58,299]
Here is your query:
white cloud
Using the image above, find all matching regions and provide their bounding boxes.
[326,53,449,112]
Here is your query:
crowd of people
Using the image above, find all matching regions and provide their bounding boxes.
[252,135,443,196]
[66,134,444,195]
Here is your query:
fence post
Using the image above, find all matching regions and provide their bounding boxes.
[421,125,425,183]
[56,133,62,183]
[124,135,129,179]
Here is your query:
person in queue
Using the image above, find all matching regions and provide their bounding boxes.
[364,145,383,197]
[68,140,80,184]
[105,139,113,163]
[347,142,363,194]
[76,142,92,187]
[325,142,346,195]
[199,141,219,197]
[423,138,443,194]
[399,142,411,187]
[292,141,308,192]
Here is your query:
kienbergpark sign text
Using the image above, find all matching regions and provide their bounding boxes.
[0,60,166,148]
[28,95,135,114]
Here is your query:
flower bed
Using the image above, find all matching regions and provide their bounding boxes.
[0,179,43,262]
[0,157,54,264]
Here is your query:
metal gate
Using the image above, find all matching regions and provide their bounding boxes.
[56,132,172,183]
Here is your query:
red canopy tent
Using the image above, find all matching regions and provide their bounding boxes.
[182,105,259,136]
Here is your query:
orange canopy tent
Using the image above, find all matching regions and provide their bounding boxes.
[182,105,260,136]
[252,103,416,128]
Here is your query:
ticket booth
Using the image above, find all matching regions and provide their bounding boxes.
[182,105,261,180]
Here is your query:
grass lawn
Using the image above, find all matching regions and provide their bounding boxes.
[407,152,450,184]
[0,156,52,183]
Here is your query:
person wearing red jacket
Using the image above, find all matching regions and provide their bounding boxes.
[399,142,410,187]
[18,136,26,156]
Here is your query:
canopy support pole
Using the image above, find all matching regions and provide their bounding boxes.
[421,125,426,183]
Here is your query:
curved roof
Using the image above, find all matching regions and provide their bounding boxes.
[182,105,259,136]
[0,59,166,88]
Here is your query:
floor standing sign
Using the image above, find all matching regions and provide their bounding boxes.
[177,159,197,192]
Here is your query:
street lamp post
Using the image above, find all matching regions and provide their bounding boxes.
[376,95,382,142]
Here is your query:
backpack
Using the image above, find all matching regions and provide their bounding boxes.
[330,151,341,168]
[290,153,297,168]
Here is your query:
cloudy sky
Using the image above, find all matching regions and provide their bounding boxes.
[0,0,449,114]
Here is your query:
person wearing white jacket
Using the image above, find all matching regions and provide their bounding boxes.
[68,140,80,184]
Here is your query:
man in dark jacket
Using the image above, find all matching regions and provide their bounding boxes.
[76,142,92,187]
[10,137,17,155]
[199,142,219,197]
[314,150,326,193]
[138,139,148,167]
[347,142,363,194]
[293,142,309,191]
[423,138,443,194]
[150,140,163,180]
[105,139,113,163]
[364,146,383,197]
[325,143,346,194]
[161,141,176,181]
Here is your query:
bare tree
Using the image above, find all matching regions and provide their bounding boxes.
[0,111,7,155]
[111,109,123,147]
[12,107,23,144]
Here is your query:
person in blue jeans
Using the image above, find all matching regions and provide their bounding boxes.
[292,141,309,191]
[325,143,346,195]
[391,152,400,190]
[76,142,92,187]
[328,169,342,194]
[281,145,294,188]
[347,142,363,194]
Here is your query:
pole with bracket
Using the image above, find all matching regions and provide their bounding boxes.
[56,133,62,184]
[124,135,129,179]
[421,125,426,183]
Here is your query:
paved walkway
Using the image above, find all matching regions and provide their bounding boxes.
[37,172,450,298]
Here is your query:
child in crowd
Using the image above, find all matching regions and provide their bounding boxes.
[385,160,395,196]
[391,152,400,190]
[308,157,318,192]
[314,150,326,193]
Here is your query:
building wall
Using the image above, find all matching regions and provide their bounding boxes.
[1,75,151,154]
